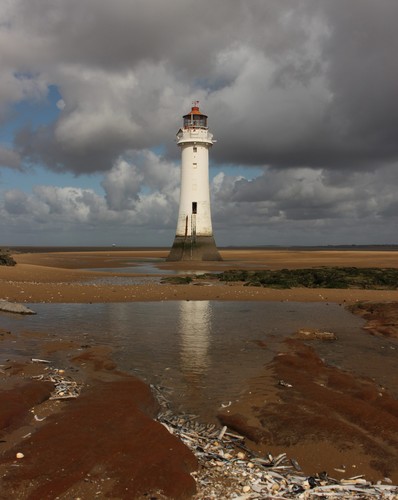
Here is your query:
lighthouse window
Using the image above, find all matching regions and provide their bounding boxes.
[192,202,197,214]
[192,115,207,127]
[193,146,197,153]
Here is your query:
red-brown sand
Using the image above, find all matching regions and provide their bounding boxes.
[0,340,196,499]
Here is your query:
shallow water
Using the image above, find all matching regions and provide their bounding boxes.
[83,259,219,284]
[83,276,161,285]
[87,264,173,274]
[2,301,398,420]
[86,259,217,275]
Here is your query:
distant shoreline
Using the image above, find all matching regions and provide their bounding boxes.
[4,244,398,253]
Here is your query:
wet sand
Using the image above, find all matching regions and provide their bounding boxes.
[218,337,398,484]
[1,249,398,498]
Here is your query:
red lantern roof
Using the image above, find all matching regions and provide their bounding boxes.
[183,101,207,118]
[182,101,208,128]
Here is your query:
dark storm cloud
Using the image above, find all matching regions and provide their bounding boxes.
[14,124,125,173]
[4,0,397,173]
[321,0,398,157]
[2,0,328,173]
[10,0,248,73]
[209,0,398,170]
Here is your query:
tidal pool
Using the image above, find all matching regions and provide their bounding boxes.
[2,301,397,420]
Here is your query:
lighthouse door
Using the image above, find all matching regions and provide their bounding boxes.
[191,202,197,243]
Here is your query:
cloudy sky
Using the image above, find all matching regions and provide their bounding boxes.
[1,0,398,247]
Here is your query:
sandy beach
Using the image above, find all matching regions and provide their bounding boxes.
[1,248,398,304]
[1,248,398,498]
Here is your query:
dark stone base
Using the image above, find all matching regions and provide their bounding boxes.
[166,235,222,262]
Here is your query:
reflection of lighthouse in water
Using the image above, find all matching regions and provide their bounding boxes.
[178,301,211,378]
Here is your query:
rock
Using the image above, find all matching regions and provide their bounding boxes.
[16,452,24,459]
[0,300,36,315]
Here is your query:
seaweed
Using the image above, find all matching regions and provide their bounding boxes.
[0,248,16,266]
[160,276,193,285]
[205,267,398,290]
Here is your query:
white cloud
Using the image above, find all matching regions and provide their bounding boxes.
[2,157,398,246]
[102,159,143,211]
[0,150,180,241]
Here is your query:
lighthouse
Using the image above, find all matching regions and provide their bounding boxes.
[167,102,222,261]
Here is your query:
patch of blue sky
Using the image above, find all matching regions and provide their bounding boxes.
[1,84,104,195]
[139,185,151,195]
[1,85,62,145]
[151,144,166,156]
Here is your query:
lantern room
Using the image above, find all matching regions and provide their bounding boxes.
[183,101,208,129]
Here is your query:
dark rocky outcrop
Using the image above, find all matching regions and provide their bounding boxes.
[0,249,16,266]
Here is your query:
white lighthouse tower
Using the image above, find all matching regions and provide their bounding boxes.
[167,102,222,261]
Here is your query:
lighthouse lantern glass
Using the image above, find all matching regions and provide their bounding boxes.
[183,114,207,129]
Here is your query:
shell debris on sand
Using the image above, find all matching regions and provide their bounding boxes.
[152,385,398,499]
[31,366,82,400]
[295,328,337,341]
